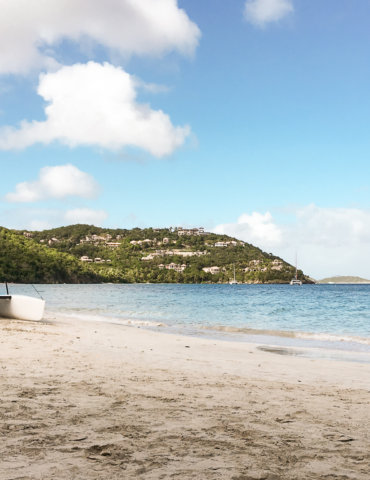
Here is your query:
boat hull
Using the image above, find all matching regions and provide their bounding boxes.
[0,295,45,321]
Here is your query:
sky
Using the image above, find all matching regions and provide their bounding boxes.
[1,0,370,279]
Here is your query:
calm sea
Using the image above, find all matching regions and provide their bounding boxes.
[7,283,370,358]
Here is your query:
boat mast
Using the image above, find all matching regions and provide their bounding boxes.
[295,253,298,280]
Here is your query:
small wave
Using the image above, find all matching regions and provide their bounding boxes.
[200,325,296,338]
[201,325,370,346]
[47,310,166,328]
[296,332,370,346]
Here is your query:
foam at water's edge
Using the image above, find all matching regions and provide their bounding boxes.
[46,310,166,328]
[201,324,370,346]
[200,325,296,338]
[46,310,370,352]
[296,332,370,346]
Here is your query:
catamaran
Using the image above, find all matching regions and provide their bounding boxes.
[290,255,302,286]
[0,283,45,321]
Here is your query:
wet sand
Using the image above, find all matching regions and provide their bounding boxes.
[0,315,369,479]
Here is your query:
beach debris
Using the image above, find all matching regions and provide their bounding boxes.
[101,450,112,456]
[338,435,355,443]
[275,417,294,424]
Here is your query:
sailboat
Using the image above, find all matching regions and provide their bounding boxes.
[229,265,239,284]
[0,282,45,321]
[290,255,302,286]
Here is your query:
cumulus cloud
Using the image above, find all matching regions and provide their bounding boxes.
[0,62,190,156]
[64,208,108,225]
[294,205,370,247]
[244,0,293,27]
[214,211,282,249]
[0,0,200,75]
[214,205,370,279]
[5,164,100,202]
[0,206,108,230]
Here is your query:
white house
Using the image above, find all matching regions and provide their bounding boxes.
[214,242,228,247]
[202,266,220,274]
[177,227,204,236]
[165,263,186,272]
[106,242,121,248]
[94,258,106,263]
[141,254,156,261]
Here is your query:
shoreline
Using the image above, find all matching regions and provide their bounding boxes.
[1,314,370,479]
[48,308,370,362]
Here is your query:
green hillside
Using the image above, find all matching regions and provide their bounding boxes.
[1,224,312,284]
[318,276,370,284]
[0,227,123,283]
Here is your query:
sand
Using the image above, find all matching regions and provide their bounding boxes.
[0,315,369,480]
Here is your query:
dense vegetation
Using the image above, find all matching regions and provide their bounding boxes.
[0,224,311,284]
[0,228,121,283]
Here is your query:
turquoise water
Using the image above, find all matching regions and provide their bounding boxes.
[6,283,370,354]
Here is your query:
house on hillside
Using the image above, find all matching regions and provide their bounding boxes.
[94,258,106,263]
[141,254,156,261]
[172,250,207,257]
[177,227,204,236]
[202,266,220,274]
[48,237,59,245]
[105,242,121,248]
[214,242,228,247]
[91,234,106,242]
[165,263,186,272]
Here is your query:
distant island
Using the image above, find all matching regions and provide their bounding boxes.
[318,276,370,284]
[0,224,313,284]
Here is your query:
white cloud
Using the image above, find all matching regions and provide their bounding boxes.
[0,62,190,156]
[0,0,200,75]
[0,206,108,230]
[64,208,108,225]
[294,205,370,247]
[28,219,54,231]
[214,211,282,250]
[214,205,370,279]
[6,164,100,202]
[244,0,293,27]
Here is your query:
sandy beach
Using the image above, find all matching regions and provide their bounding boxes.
[0,315,369,480]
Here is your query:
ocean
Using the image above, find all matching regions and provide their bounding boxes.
[7,283,370,360]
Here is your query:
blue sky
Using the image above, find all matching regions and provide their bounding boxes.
[1,0,370,278]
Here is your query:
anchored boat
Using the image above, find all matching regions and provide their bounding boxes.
[0,283,45,321]
[229,265,239,284]
[290,254,302,286]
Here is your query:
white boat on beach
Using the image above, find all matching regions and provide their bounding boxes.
[0,284,45,321]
